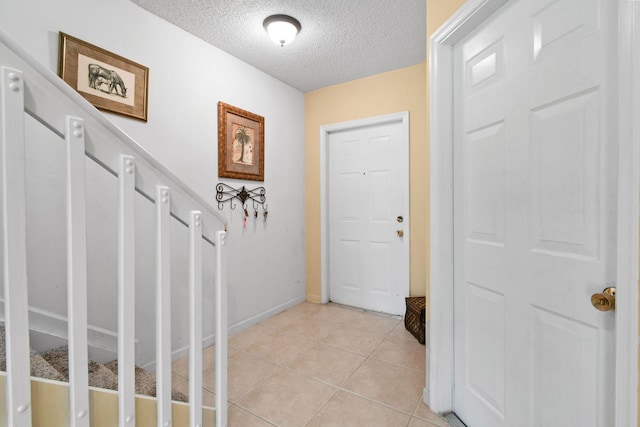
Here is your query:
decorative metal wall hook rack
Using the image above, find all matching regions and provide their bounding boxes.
[216,182,266,211]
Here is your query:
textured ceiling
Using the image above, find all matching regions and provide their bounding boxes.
[130,0,426,93]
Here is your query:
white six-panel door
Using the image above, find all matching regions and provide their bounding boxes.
[328,117,409,315]
[453,0,616,426]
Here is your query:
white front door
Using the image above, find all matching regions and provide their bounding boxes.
[327,114,409,315]
[453,0,616,426]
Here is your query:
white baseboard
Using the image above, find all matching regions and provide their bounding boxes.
[141,294,306,371]
[423,387,431,407]
[0,300,138,363]
[227,295,306,336]
[143,332,218,372]
[425,319,431,346]
[424,319,431,407]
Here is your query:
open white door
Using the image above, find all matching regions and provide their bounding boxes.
[429,1,639,426]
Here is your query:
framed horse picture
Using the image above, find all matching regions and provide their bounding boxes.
[218,102,265,181]
[58,32,149,121]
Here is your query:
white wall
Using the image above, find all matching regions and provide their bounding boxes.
[0,0,306,365]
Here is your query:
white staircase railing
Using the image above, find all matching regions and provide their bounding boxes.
[0,30,228,427]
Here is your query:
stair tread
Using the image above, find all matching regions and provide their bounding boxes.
[0,326,188,402]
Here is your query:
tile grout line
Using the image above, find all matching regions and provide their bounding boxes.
[370,331,427,374]
[228,358,284,405]
[341,323,419,417]
[172,302,441,426]
[334,306,435,424]
[301,386,341,427]
[261,306,415,424]
[230,325,391,366]
[229,403,279,426]
[301,310,411,425]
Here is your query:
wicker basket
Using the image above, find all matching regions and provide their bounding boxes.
[404,297,426,345]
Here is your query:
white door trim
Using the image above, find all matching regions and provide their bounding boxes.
[320,111,410,305]
[614,3,640,427]
[427,1,639,426]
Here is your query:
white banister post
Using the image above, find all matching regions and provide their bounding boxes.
[188,211,203,427]
[0,66,32,427]
[118,155,136,426]
[155,185,172,427]
[215,230,228,427]
[65,116,90,426]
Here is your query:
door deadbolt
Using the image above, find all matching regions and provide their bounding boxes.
[591,287,616,312]
[397,216,404,223]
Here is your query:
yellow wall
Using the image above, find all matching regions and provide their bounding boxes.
[304,63,427,301]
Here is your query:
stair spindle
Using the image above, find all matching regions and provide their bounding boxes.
[1,66,32,427]
[156,185,172,426]
[65,115,90,426]
[118,154,136,426]
[189,211,203,427]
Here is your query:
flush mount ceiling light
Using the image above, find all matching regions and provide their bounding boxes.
[263,14,301,47]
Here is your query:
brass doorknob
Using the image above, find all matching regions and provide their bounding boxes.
[591,287,616,312]
[397,229,404,237]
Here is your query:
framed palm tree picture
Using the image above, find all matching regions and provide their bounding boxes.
[218,102,265,181]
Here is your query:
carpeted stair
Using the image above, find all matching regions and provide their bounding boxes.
[0,325,188,402]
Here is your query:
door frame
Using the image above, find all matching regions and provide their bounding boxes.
[319,112,410,306]
[427,1,640,426]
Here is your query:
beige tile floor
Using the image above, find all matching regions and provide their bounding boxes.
[172,302,449,427]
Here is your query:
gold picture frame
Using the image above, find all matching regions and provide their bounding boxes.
[218,101,264,181]
[58,32,149,121]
